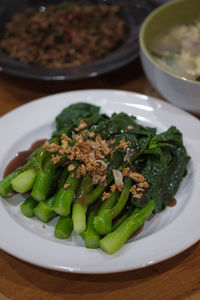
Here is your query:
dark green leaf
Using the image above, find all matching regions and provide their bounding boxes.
[133,126,190,212]
[56,103,100,131]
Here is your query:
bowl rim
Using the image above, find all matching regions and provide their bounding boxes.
[0,0,148,81]
[139,0,200,86]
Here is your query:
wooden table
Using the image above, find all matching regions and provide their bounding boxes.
[0,59,200,300]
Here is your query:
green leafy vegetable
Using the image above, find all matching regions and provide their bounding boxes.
[0,103,190,255]
[134,126,190,212]
[55,102,100,131]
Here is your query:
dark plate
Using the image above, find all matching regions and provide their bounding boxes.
[0,0,161,81]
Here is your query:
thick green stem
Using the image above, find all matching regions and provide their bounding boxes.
[94,177,132,235]
[52,166,80,216]
[72,183,109,234]
[54,216,73,239]
[112,177,132,218]
[86,175,113,206]
[57,168,69,191]
[31,167,54,201]
[34,195,57,223]
[0,151,38,197]
[20,196,38,218]
[98,190,119,214]
[31,146,67,202]
[12,169,37,193]
[81,209,100,249]
[72,174,103,234]
[111,207,139,232]
[76,174,94,199]
[93,191,119,235]
[31,142,68,202]
[0,170,23,197]
[72,202,87,234]
[99,200,155,254]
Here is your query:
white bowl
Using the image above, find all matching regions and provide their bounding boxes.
[139,0,200,115]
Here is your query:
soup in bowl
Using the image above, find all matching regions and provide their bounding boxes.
[140,0,200,114]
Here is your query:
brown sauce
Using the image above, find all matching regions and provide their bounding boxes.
[3,139,47,178]
[168,197,177,207]
[76,194,88,207]
[130,224,144,239]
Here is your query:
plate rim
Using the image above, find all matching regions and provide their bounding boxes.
[0,89,200,274]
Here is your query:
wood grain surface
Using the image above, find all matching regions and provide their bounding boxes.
[0,59,200,300]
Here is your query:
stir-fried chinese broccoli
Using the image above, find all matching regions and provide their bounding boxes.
[0,103,190,254]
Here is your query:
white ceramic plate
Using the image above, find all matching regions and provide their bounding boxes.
[0,89,200,274]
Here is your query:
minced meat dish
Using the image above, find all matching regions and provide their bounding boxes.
[0,2,125,68]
